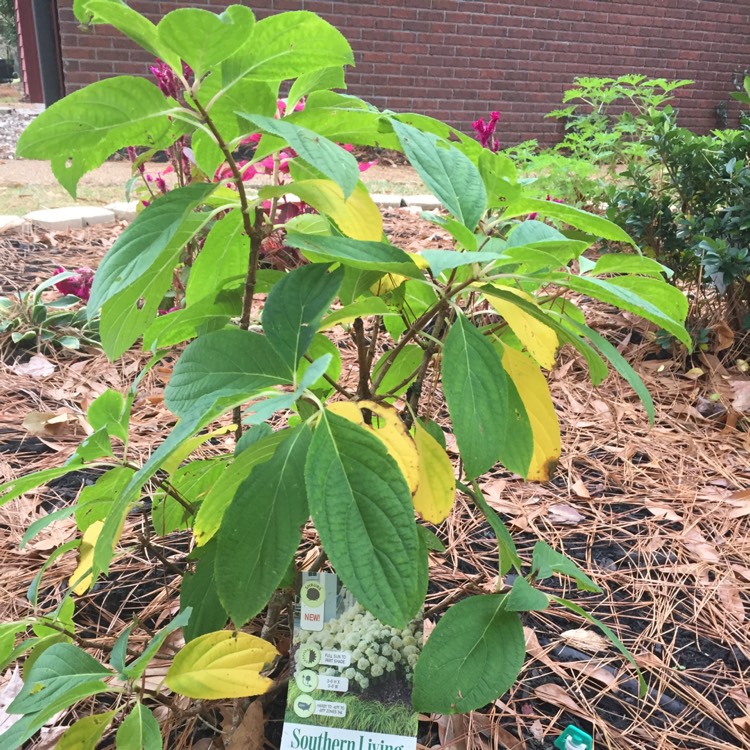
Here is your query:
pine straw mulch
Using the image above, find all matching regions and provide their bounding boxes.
[1,217,750,750]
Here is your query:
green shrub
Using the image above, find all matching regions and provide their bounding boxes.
[0,3,688,746]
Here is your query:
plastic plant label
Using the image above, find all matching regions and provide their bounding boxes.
[280,571,422,750]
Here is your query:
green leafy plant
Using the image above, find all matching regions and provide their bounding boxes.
[0,3,689,746]
[607,106,750,330]
[547,74,693,171]
[0,270,99,353]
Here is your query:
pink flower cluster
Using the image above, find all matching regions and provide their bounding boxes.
[472,111,500,152]
[53,267,95,302]
[149,61,192,99]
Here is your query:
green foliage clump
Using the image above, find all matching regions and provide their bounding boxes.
[607,105,750,329]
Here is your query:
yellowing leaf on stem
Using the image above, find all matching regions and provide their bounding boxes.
[327,400,420,494]
[412,422,455,523]
[280,180,382,241]
[485,288,559,370]
[165,630,278,699]
[501,346,560,481]
[370,273,407,296]
[70,521,104,595]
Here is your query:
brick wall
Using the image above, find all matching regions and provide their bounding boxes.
[57,0,750,146]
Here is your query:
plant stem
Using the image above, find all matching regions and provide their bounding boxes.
[372,276,476,390]
[352,317,371,399]
[190,96,268,440]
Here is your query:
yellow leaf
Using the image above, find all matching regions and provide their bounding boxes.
[486,288,559,370]
[165,631,278,699]
[326,400,420,494]
[501,346,560,481]
[70,521,103,595]
[412,422,455,523]
[288,180,383,241]
[370,273,407,296]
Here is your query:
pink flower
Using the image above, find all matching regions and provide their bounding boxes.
[54,266,95,302]
[472,111,500,152]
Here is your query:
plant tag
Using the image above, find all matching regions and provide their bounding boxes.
[281,571,422,750]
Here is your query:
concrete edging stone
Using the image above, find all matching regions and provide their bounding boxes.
[2,194,439,236]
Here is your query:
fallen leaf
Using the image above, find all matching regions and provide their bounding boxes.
[645,502,683,522]
[716,575,746,623]
[730,380,750,413]
[530,720,544,741]
[546,503,585,525]
[437,713,468,750]
[22,411,76,437]
[533,683,584,714]
[560,628,610,654]
[713,320,734,353]
[682,528,721,563]
[0,668,24,733]
[733,716,750,738]
[571,478,590,498]
[12,355,56,378]
[227,700,264,750]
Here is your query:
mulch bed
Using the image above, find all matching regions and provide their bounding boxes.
[1,214,749,750]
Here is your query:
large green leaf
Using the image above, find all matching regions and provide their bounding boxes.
[0,462,83,508]
[75,466,134,532]
[552,274,689,346]
[562,316,655,423]
[193,78,277,175]
[372,344,424,397]
[240,114,360,198]
[420,250,506,277]
[220,11,353,90]
[165,328,292,417]
[412,594,525,713]
[180,541,228,643]
[123,609,192,681]
[16,77,183,196]
[152,460,226,535]
[390,119,487,230]
[305,411,421,627]
[216,427,311,627]
[185,211,248,305]
[286,234,422,276]
[57,711,118,750]
[90,184,215,357]
[158,6,255,78]
[261,263,343,368]
[531,541,601,592]
[89,184,215,314]
[142,289,239,350]
[502,198,636,245]
[78,0,180,70]
[288,67,346,111]
[87,389,128,444]
[0,683,109,748]
[465,482,521,576]
[442,314,511,478]
[9,643,110,715]
[115,702,161,750]
[194,431,287,546]
[506,576,549,612]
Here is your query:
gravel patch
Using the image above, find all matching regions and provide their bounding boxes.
[0,107,39,160]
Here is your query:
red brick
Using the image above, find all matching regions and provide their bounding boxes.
[55,0,750,145]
